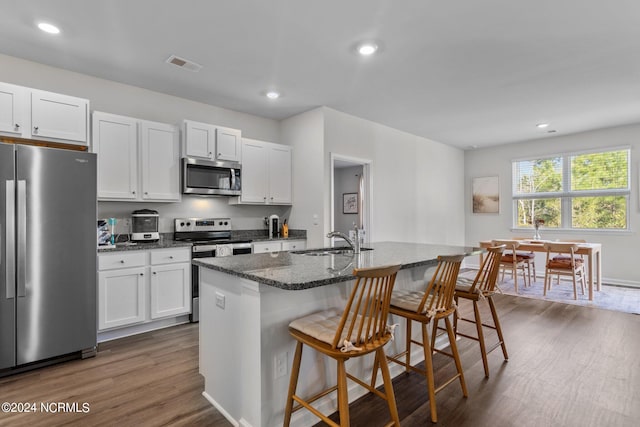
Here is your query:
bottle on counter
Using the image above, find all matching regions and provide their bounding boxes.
[282,219,289,238]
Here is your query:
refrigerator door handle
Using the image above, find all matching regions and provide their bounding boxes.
[17,180,26,298]
[5,180,15,299]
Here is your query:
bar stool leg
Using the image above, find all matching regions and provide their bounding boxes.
[337,359,350,427]
[422,322,438,423]
[488,296,508,360]
[405,319,413,372]
[377,347,401,426]
[445,316,468,397]
[473,300,490,377]
[284,341,303,427]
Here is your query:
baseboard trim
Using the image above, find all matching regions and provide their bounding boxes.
[202,391,240,427]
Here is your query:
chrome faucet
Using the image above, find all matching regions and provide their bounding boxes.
[327,225,360,254]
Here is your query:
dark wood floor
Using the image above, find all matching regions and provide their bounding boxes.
[1,295,639,426]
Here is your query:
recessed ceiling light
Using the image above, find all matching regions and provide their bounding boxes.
[265,91,280,100]
[536,123,549,129]
[357,42,378,56]
[37,22,60,34]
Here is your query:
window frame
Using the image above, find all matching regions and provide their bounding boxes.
[512,147,631,231]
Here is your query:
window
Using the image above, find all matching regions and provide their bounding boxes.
[512,148,630,230]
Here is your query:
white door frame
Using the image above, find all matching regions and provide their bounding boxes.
[329,152,373,244]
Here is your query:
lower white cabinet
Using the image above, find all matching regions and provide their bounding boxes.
[98,266,146,330]
[282,240,306,251]
[253,239,306,254]
[98,248,191,331]
[253,241,282,254]
[150,263,190,319]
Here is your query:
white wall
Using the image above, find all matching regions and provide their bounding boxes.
[323,107,466,245]
[0,53,291,232]
[334,165,363,235]
[464,123,640,285]
[280,108,326,246]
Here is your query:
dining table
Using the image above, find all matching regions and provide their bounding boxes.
[479,239,602,301]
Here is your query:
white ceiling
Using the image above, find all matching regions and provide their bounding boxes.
[2,0,640,149]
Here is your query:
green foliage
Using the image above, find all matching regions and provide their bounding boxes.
[515,150,628,229]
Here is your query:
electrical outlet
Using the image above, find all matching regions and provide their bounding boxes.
[215,292,225,309]
[274,351,288,379]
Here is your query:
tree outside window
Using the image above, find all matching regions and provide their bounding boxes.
[513,149,629,230]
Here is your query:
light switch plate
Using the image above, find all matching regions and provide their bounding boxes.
[215,292,225,309]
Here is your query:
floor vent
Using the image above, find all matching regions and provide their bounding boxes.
[165,55,202,72]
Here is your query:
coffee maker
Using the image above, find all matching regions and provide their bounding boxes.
[268,214,280,238]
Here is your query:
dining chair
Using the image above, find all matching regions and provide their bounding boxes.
[551,239,586,285]
[543,242,586,300]
[512,237,537,283]
[284,264,402,427]
[492,239,529,292]
[382,255,466,423]
[454,245,507,377]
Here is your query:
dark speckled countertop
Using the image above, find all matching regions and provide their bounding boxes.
[193,242,482,291]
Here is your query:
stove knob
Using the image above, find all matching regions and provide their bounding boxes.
[180,222,185,227]
[187,222,191,227]
[219,221,223,226]
[224,221,228,225]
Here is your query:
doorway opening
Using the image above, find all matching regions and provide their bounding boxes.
[330,153,372,245]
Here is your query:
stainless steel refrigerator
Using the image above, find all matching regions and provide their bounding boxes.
[1,142,97,372]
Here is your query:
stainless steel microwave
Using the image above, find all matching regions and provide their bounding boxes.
[182,158,241,196]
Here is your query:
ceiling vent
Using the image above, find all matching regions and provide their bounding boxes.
[165,55,202,72]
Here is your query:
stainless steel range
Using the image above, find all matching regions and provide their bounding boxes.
[174,218,252,322]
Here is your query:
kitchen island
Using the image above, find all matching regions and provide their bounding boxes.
[194,242,481,427]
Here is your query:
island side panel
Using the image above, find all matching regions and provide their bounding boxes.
[200,267,257,425]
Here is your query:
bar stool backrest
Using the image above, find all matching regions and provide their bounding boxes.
[331,264,401,350]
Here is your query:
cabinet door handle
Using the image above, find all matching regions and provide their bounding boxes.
[270,197,274,200]
[144,192,148,195]
[120,260,125,263]
[218,153,222,156]
[15,124,20,129]
[153,272,157,275]
[169,256,174,259]
[139,273,144,276]
[132,191,136,195]
[33,126,38,133]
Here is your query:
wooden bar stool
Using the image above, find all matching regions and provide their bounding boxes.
[454,245,508,378]
[383,255,467,423]
[283,264,402,427]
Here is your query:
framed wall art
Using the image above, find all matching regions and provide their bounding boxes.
[472,176,500,214]
[343,192,358,214]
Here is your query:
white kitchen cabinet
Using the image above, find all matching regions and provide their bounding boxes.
[93,111,180,202]
[182,120,241,162]
[150,263,190,319]
[281,240,306,251]
[230,138,292,205]
[253,241,282,254]
[140,121,180,200]
[31,90,88,144]
[0,82,89,145]
[98,267,147,330]
[98,248,191,332]
[93,112,138,200]
[0,82,24,137]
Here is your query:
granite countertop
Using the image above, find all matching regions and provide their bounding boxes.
[97,229,307,253]
[98,236,192,253]
[193,241,482,291]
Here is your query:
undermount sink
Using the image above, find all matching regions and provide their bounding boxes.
[291,247,373,256]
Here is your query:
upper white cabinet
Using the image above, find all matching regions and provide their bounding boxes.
[140,121,181,200]
[93,111,180,202]
[0,82,24,137]
[0,82,89,145]
[231,138,292,205]
[182,119,241,162]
